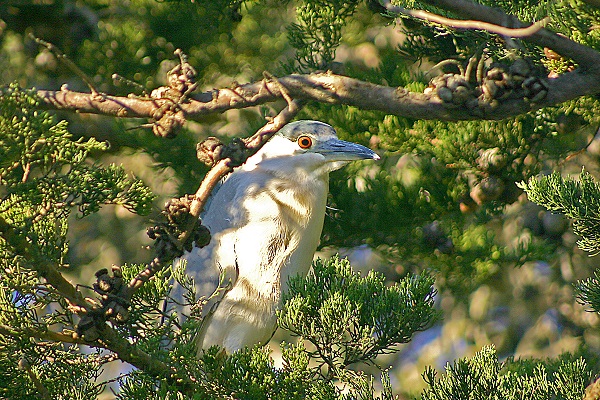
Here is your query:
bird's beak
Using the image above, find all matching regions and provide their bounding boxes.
[315,138,380,161]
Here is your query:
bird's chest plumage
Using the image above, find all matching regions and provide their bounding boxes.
[194,169,328,353]
[231,172,327,301]
[186,120,378,354]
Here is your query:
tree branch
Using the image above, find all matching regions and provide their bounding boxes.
[423,0,600,70]
[0,216,89,312]
[381,0,548,38]
[0,324,80,344]
[35,70,600,124]
[0,322,197,395]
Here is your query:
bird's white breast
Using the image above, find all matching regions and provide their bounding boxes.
[193,161,329,354]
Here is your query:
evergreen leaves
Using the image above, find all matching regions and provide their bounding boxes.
[0,83,155,271]
[280,256,438,371]
[420,345,593,400]
[0,85,156,398]
[287,0,362,71]
[576,270,600,315]
[518,170,600,254]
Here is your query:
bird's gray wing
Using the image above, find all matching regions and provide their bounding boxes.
[169,173,243,321]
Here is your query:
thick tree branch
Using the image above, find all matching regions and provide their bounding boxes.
[36,70,600,124]
[19,0,599,128]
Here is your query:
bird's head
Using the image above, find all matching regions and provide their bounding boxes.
[244,120,380,177]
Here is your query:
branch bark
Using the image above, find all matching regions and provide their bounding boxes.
[35,69,600,124]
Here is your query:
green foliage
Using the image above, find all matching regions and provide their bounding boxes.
[114,256,430,399]
[0,85,156,398]
[117,344,338,400]
[280,256,438,373]
[518,169,600,254]
[0,83,154,274]
[0,83,154,215]
[420,345,594,400]
[576,269,600,315]
[113,263,174,347]
[287,0,362,71]
[0,338,104,400]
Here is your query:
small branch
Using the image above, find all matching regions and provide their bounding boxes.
[0,216,89,312]
[381,0,548,37]
[31,35,100,97]
[96,324,196,394]
[423,0,600,70]
[18,357,52,400]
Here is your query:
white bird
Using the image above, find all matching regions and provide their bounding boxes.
[177,120,379,355]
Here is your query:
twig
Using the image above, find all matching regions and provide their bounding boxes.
[112,73,148,96]
[0,216,89,312]
[30,35,100,97]
[381,0,548,37]
[0,324,81,344]
[428,59,465,76]
[560,124,600,165]
[18,357,52,400]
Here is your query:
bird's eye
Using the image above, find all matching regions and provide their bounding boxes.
[297,135,313,149]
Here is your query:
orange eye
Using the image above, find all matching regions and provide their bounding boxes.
[297,135,313,149]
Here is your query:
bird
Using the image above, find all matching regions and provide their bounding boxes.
[176,120,379,355]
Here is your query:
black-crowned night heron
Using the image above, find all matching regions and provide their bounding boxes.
[178,120,379,354]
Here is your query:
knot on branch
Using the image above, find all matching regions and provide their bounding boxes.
[197,137,224,166]
[147,195,211,260]
[427,57,549,111]
[167,49,197,94]
[151,108,185,138]
[196,137,250,167]
[75,196,211,337]
[147,50,197,138]
[222,138,250,168]
[431,73,475,107]
[74,266,130,342]
[482,59,548,103]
